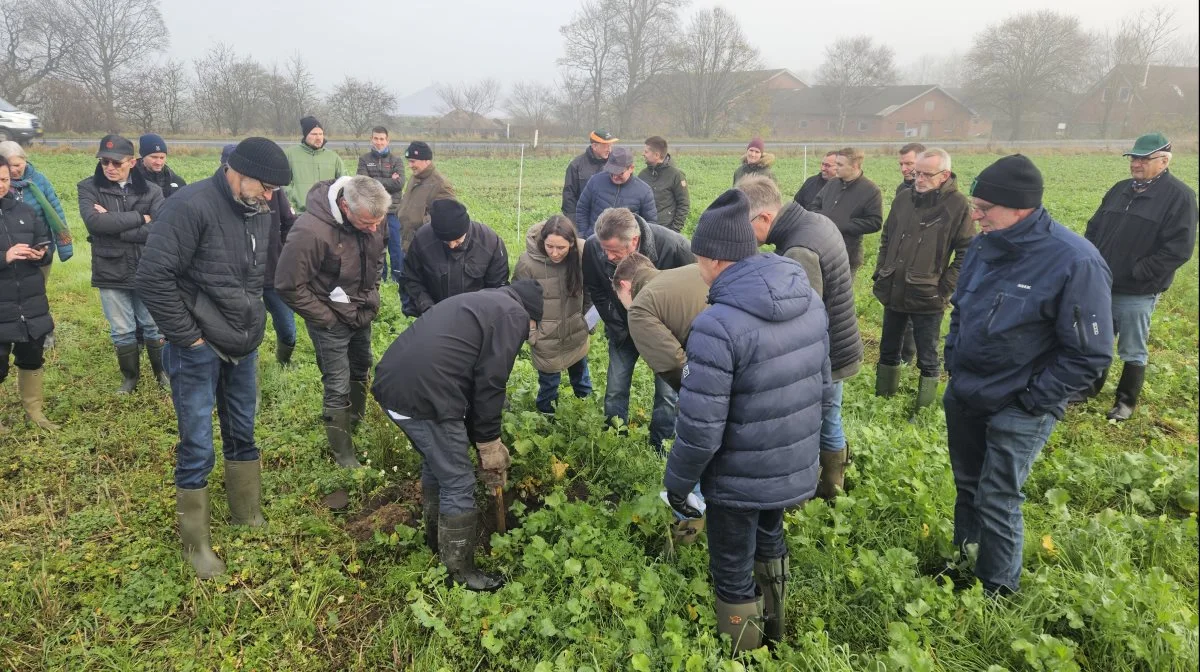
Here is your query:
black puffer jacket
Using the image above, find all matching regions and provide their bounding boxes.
[136,168,271,358]
[0,195,54,343]
[582,214,694,346]
[134,161,188,198]
[401,220,510,317]
[77,164,164,290]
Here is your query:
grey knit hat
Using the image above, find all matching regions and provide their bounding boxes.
[691,189,758,262]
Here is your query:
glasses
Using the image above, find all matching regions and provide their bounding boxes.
[915,169,947,180]
[970,201,996,215]
[1129,154,1167,163]
[258,180,280,192]
[99,157,129,167]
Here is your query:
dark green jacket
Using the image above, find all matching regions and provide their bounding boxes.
[638,154,690,232]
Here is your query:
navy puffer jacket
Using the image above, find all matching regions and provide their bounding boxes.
[664,254,831,510]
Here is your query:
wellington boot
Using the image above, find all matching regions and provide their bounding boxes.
[116,343,141,394]
[910,376,940,421]
[815,446,850,500]
[875,363,901,397]
[715,596,764,654]
[754,554,790,645]
[176,486,226,579]
[438,511,505,592]
[18,368,60,431]
[323,406,362,468]
[1106,362,1145,422]
[224,459,266,527]
[276,339,295,366]
[349,379,369,429]
[146,340,171,389]
[422,483,440,551]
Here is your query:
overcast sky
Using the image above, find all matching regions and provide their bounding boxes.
[163,0,1198,96]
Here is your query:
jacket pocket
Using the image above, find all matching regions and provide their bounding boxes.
[92,245,130,284]
[985,293,1028,337]
[904,270,942,308]
[872,267,895,305]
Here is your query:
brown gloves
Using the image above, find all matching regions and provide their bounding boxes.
[476,439,511,488]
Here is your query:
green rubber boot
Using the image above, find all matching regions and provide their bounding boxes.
[875,363,901,397]
[349,379,369,429]
[911,376,940,420]
[224,459,266,527]
[323,406,362,468]
[715,596,764,655]
[176,486,226,579]
[754,554,790,645]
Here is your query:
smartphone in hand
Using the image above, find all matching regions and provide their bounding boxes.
[33,240,53,250]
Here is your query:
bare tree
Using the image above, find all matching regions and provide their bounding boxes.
[435,78,501,118]
[32,78,105,133]
[1159,32,1199,67]
[608,0,685,134]
[672,7,761,137]
[558,0,620,130]
[329,77,396,137]
[901,51,966,88]
[0,2,77,108]
[506,81,556,128]
[64,0,167,131]
[817,35,898,135]
[966,11,1093,140]
[159,60,191,133]
[193,44,268,135]
[115,65,161,132]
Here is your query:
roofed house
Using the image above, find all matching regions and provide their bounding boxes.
[1072,65,1199,139]
[768,85,990,139]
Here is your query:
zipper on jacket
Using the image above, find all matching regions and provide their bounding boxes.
[985,293,1005,333]
[1073,305,1087,348]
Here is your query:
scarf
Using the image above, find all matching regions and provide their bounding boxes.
[1132,169,1168,193]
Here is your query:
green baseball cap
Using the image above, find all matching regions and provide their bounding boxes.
[589,129,618,143]
[1123,132,1171,157]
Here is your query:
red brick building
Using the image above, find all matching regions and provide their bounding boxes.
[768,85,990,139]
[1071,65,1199,139]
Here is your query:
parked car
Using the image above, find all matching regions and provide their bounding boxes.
[0,97,43,145]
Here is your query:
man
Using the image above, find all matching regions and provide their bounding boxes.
[583,207,693,451]
[741,175,862,500]
[872,148,974,415]
[77,134,167,393]
[665,189,830,653]
[562,129,617,224]
[135,133,187,198]
[638,136,689,232]
[357,126,406,282]
[895,142,926,197]
[283,116,346,213]
[575,146,657,239]
[401,199,508,317]
[396,140,456,257]
[793,150,838,210]
[137,137,293,579]
[1083,132,1197,421]
[944,154,1113,594]
[811,146,883,274]
[372,280,545,591]
[275,176,389,469]
[612,253,707,391]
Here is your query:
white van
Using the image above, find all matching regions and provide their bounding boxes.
[0,97,43,145]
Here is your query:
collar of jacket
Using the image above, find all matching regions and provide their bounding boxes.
[299,141,325,155]
[413,163,437,182]
[765,202,807,247]
[214,166,265,218]
[371,147,391,158]
[646,154,673,175]
[911,173,958,207]
[633,215,658,264]
[92,161,150,193]
[585,146,607,165]
[978,206,1050,261]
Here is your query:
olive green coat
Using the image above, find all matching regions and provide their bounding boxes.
[511,222,591,373]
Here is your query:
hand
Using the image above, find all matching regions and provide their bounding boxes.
[6,244,38,263]
[93,204,108,213]
[667,490,702,519]
[391,172,401,180]
[143,214,152,224]
[477,439,511,487]
[191,338,206,348]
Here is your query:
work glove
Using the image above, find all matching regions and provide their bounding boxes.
[477,439,511,488]
[667,490,702,520]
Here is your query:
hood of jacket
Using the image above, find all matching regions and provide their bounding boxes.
[644,154,676,176]
[91,161,153,194]
[708,253,812,323]
[741,152,776,169]
[976,206,1052,263]
[304,176,357,232]
[523,220,548,262]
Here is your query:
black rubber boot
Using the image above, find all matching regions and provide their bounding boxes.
[438,511,504,592]
[146,339,171,389]
[753,554,790,645]
[715,596,764,654]
[276,339,295,366]
[875,363,901,397]
[422,483,440,552]
[323,406,362,468]
[116,343,140,394]
[1106,362,1145,422]
[349,379,369,429]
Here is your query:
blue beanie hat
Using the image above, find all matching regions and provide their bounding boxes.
[139,133,167,156]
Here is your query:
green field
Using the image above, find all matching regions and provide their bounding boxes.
[1,148,1197,671]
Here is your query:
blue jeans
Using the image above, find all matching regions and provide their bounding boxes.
[536,356,593,413]
[391,416,476,516]
[820,380,846,452]
[262,287,297,347]
[98,288,162,346]
[1111,293,1158,365]
[165,342,260,489]
[706,504,787,603]
[386,214,403,283]
[604,337,679,451]
[944,384,1056,593]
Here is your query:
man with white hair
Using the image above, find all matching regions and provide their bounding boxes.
[276,176,390,468]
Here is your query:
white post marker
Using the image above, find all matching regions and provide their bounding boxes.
[517,143,526,241]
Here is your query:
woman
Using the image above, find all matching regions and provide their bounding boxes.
[732,137,776,187]
[512,215,592,414]
[0,155,58,432]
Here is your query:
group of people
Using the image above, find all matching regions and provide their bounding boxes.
[1,118,1195,654]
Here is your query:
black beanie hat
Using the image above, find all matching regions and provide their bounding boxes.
[300,116,322,138]
[509,279,544,323]
[691,189,758,262]
[228,137,292,187]
[429,199,471,241]
[405,141,433,161]
[971,154,1043,209]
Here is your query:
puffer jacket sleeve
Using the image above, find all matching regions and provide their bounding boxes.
[33,172,68,224]
[663,313,733,497]
[136,202,204,347]
[274,225,339,328]
[639,181,658,224]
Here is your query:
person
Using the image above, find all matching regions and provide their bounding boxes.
[136,137,293,579]
[811,147,883,275]
[401,199,509,317]
[0,155,58,432]
[664,189,830,653]
[562,129,618,225]
[944,154,1113,594]
[396,140,456,308]
[732,137,775,186]
[638,136,690,232]
[575,146,657,239]
[357,126,406,282]
[740,175,862,500]
[895,142,926,197]
[135,133,187,198]
[612,253,707,392]
[582,207,693,451]
[793,150,837,210]
[511,215,592,415]
[872,148,973,415]
[283,116,345,213]
[372,280,545,592]
[76,134,167,393]
[276,176,388,469]
[1082,132,1198,421]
